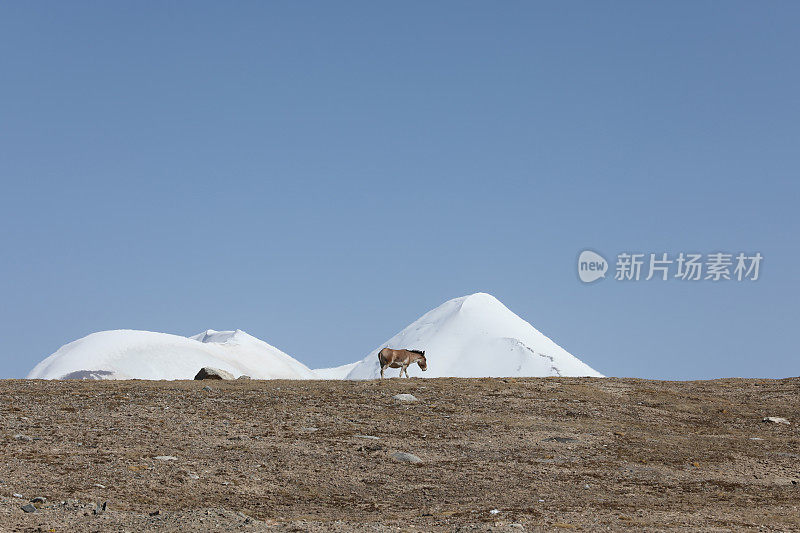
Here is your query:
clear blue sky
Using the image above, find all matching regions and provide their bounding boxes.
[1,2,797,379]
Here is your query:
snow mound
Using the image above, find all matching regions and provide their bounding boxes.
[313,361,360,380]
[345,293,603,379]
[27,329,317,380]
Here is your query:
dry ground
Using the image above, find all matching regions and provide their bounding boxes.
[0,377,798,532]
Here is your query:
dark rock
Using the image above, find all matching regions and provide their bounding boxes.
[194,367,235,380]
[21,504,36,513]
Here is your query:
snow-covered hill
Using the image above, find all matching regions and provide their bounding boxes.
[312,361,359,379]
[27,293,601,380]
[345,293,603,379]
[27,329,317,380]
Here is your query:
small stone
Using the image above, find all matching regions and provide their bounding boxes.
[21,503,36,513]
[149,510,161,516]
[299,427,318,432]
[490,509,500,514]
[393,394,419,402]
[389,451,422,463]
[153,455,177,461]
[763,417,790,425]
[542,436,578,443]
[584,484,590,489]
[13,434,32,442]
[93,501,108,515]
[94,483,106,489]
[30,496,46,504]
[202,386,213,392]
[188,473,199,480]
[194,367,235,380]
[354,435,381,440]
[12,493,23,499]
[237,375,251,381]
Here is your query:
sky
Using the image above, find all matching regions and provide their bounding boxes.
[0,2,797,380]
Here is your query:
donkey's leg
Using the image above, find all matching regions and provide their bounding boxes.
[399,366,405,378]
[380,365,384,379]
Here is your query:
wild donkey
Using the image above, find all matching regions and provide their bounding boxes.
[378,348,427,379]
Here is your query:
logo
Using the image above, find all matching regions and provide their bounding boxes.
[576,249,762,283]
[578,250,608,283]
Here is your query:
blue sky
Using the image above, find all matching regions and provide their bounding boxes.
[1,2,797,379]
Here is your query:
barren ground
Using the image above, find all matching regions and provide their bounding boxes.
[1,377,798,532]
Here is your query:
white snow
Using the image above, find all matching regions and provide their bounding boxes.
[312,361,359,379]
[344,293,603,379]
[27,293,602,381]
[27,328,317,380]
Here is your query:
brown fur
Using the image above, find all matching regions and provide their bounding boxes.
[378,347,427,379]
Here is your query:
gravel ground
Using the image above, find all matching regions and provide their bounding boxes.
[0,377,798,532]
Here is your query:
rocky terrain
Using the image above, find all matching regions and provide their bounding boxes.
[1,377,798,532]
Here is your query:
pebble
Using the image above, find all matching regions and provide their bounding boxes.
[202,386,213,392]
[12,493,23,499]
[763,417,790,425]
[21,503,36,513]
[355,435,381,440]
[94,484,106,489]
[393,394,419,402]
[542,436,578,443]
[153,456,178,461]
[490,509,500,514]
[31,496,46,504]
[299,427,318,432]
[13,434,32,442]
[389,451,422,463]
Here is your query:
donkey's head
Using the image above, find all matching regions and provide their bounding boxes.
[417,351,427,371]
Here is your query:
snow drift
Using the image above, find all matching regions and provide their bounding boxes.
[28,293,601,380]
[27,329,316,380]
[312,361,359,379]
[344,293,603,379]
